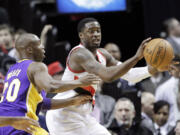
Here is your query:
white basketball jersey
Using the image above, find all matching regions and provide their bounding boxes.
[59,44,106,111]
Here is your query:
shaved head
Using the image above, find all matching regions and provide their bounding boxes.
[15,33,45,62]
[141,92,155,118]
[15,33,40,51]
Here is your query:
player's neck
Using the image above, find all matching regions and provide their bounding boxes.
[19,55,33,61]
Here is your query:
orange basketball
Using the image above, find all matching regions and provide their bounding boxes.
[143,38,174,71]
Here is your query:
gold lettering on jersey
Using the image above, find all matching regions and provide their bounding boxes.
[7,69,21,80]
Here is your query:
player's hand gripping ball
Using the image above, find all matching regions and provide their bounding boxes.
[143,38,174,71]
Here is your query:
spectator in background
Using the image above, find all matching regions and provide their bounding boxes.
[108,98,153,135]
[91,80,116,127]
[153,100,173,135]
[0,24,14,53]
[140,71,169,94]
[175,121,180,135]
[104,43,121,61]
[141,92,155,132]
[48,61,64,80]
[163,18,180,56]
[0,24,16,75]
[155,55,180,127]
[0,72,4,96]
[167,120,180,135]
[103,43,141,100]
[47,61,64,99]
[8,28,27,60]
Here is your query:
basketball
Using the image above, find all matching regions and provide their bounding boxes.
[143,38,174,71]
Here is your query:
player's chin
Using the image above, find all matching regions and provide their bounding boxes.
[92,43,100,48]
[36,56,45,62]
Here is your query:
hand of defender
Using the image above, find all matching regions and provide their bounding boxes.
[79,74,100,86]
[135,37,151,60]
[72,95,92,106]
[11,117,40,134]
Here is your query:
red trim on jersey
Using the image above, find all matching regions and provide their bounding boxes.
[66,47,85,73]
[74,76,96,96]
[97,49,106,62]
[96,53,101,63]
[92,100,95,105]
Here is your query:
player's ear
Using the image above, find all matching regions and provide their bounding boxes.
[26,46,33,54]
[79,32,83,39]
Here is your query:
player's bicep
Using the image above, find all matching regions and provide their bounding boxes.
[82,59,105,75]
[98,48,118,66]
[74,49,105,75]
[28,62,52,91]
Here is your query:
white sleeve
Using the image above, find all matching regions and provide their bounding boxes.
[117,61,151,83]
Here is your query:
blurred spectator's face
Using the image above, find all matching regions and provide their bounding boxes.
[142,95,155,119]
[175,121,180,135]
[154,105,169,127]
[114,100,135,128]
[104,44,121,61]
[168,64,180,78]
[171,19,180,37]
[0,29,13,49]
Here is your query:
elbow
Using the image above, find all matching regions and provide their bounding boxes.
[45,82,59,93]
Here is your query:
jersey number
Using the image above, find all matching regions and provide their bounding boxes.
[0,79,21,102]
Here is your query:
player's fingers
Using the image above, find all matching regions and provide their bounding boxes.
[82,95,92,100]
[141,37,151,45]
[27,119,40,127]
[23,127,35,134]
[86,74,99,79]
[171,61,180,65]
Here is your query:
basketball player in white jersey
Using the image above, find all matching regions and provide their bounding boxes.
[46,18,155,135]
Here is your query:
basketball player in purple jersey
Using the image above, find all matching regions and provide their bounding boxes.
[0,33,99,135]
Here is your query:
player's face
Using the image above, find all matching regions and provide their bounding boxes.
[32,39,45,62]
[82,21,101,49]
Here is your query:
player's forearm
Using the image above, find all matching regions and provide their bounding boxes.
[50,98,76,110]
[47,80,83,93]
[101,56,139,82]
[0,117,15,127]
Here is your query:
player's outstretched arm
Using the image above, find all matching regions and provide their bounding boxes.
[0,117,40,134]
[72,38,151,82]
[50,95,92,110]
[27,62,99,93]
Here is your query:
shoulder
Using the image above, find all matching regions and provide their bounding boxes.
[28,62,47,75]
[71,47,94,62]
[97,48,110,57]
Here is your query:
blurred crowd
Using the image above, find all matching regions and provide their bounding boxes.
[1,5,180,135]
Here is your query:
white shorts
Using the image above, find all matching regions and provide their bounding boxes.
[46,108,111,135]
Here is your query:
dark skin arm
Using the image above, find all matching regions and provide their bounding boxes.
[0,117,40,134]
[27,62,99,93]
[99,48,158,76]
[50,95,92,110]
[70,38,151,82]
